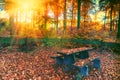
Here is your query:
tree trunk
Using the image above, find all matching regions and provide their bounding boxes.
[113,8,116,31]
[55,5,59,34]
[70,0,74,33]
[55,1,59,34]
[56,16,58,33]
[44,3,48,29]
[9,15,14,37]
[83,3,86,28]
[9,15,14,50]
[84,14,86,28]
[117,8,120,39]
[110,5,113,32]
[77,0,81,29]
[104,9,107,30]
[63,0,67,33]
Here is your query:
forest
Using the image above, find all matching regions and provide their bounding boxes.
[0,0,120,80]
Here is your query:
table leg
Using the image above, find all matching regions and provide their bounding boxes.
[75,65,89,80]
[63,55,75,64]
[79,65,89,77]
[56,57,63,64]
[92,58,101,71]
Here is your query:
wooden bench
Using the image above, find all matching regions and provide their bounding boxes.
[74,57,101,77]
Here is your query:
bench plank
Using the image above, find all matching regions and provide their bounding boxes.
[57,47,94,55]
[74,53,99,67]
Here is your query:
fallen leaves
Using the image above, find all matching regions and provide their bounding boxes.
[0,48,119,80]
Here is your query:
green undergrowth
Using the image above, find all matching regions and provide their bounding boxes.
[0,37,120,54]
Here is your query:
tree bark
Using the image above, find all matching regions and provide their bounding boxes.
[70,0,74,33]
[117,8,120,39]
[77,0,81,29]
[63,0,67,33]
[56,16,58,33]
[9,15,14,37]
[44,3,48,29]
[55,1,59,33]
[110,5,113,32]
[104,9,107,30]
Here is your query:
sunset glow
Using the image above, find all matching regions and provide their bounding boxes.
[6,0,46,38]
[1,0,118,39]
[0,0,119,79]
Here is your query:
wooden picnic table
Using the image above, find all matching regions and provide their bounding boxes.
[51,47,101,78]
[56,47,94,64]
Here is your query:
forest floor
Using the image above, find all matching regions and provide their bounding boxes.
[0,47,120,80]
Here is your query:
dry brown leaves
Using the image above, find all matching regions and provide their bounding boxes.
[0,48,119,80]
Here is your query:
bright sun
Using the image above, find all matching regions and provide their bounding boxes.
[11,0,43,38]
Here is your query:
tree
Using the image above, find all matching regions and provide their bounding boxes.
[81,0,91,28]
[101,0,119,32]
[63,0,67,33]
[117,5,120,39]
[4,0,16,37]
[49,0,62,33]
[70,0,74,33]
[100,0,120,41]
[99,0,108,30]
[103,10,107,30]
[77,0,81,29]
